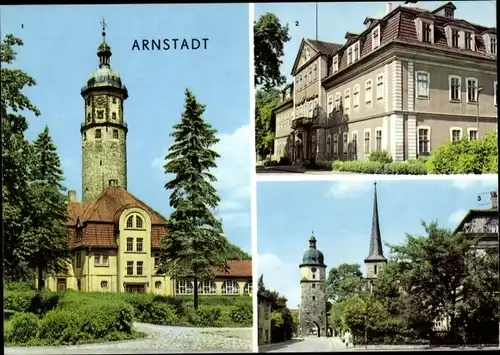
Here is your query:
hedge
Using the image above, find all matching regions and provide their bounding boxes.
[352,323,427,346]
[332,160,428,175]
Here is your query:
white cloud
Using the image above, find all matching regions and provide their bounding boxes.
[448,209,467,225]
[258,253,301,309]
[451,178,498,190]
[326,180,372,199]
[151,124,251,230]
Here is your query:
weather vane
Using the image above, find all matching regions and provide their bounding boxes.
[100,18,107,40]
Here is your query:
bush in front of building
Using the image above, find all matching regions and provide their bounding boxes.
[368,150,393,164]
[425,133,498,174]
[4,312,41,344]
[331,159,428,175]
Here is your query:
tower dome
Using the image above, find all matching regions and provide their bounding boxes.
[82,21,127,95]
[300,235,325,266]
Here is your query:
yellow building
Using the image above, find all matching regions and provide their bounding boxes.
[258,292,272,345]
[37,24,252,296]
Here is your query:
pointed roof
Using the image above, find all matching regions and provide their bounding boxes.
[290,38,342,75]
[365,182,386,262]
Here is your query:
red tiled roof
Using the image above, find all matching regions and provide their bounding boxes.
[67,187,168,249]
[213,260,252,277]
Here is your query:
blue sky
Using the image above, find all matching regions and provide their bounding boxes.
[257,177,498,308]
[1,4,251,253]
[255,1,497,83]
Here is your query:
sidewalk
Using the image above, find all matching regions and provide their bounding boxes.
[258,338,304,352]
[329,337,346,350]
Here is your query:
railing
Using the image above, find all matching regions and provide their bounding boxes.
[292,117,315,130]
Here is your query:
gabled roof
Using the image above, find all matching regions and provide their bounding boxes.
[431,1,457,14]
[453,208,498,235]
[443,19,476,31]
[290,38,343,75]
[68,186,167,226]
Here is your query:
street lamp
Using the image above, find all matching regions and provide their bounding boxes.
[476,86,484,136]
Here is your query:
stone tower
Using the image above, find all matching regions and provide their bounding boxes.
[299,235,327,337]
[364,182,387,290]
[81,20,128,202]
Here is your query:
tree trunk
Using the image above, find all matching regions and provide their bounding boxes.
[193,275,199,311]
[37,265,44,292]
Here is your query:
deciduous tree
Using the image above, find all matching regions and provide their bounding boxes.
[255,88,280,158]
[324,263,365,302]
[1,34,40,280]
[254,12,291,90]
[159,89,230,311]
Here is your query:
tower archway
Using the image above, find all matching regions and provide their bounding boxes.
[311,321,320,337]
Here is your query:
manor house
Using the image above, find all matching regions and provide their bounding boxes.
[272,1,497,164]
[37,26,252,296]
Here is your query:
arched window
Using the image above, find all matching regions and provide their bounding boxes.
[100,281,108,289]
[155,281,162,289]
[244,282,252,295]
[176,279,193,294]
[221,280,240,295]
[198,280,217,294]
[136,215,143,229]
[126,216,134,228]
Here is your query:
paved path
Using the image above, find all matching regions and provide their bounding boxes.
[265,337,335,352]
[5,323,253,354]
[255,166,358,176]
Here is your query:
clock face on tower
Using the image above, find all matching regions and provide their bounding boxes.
[311,267,317,273]
[95,96,106,108]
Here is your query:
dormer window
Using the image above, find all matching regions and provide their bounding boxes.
[451,30,459,48]
[445,8,453,18]
[423,23,432,43]
[347,47,353,65]
[465,32,473,50]
[372,26,380,49]
[353,42,360,61]
[332,55,339,73]
[491,36,497,55]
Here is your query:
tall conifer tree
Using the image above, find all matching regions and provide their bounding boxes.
[160,89,229,310]
[29,126,70,290]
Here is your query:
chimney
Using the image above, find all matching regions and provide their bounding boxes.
[490,191,498,210]
[404,0,418,7]
[386,2,393,14]
[108,179,118,187]
[68,190,77,202]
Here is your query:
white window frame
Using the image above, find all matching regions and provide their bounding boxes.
[327,94,334,113]
[343,132,349,154]
[491,36,497,55]
[449,127,463,142]
[222,280,240,295]
[353,84,360,108]
[347,47,353,65]
[176,279,194,294]
[365,79,373,103]
[494,81,497,106]
[376,74,384,100]
[417,125,431,154]
[415,71,430,99]
[363,129,371,155]
[467,127,478,141]
[465,77,478,104]
[332,55,339,73]
[333,134,338,154]
[344,88,351,111]
[422,20,434,43]
[372,25,380,50]
[448,75,462,102]
[353,41,360,61]
[351,131,358,155]
[464,31,475,51]
[334,92,341,111]
[199,280,217,294]
[375,127,383,151]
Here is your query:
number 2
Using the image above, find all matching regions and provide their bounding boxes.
[295,21,299,26]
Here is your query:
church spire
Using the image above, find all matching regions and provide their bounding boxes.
[365,182,386,261]
[97,18,112,68]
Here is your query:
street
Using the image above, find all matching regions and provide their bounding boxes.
[262,337,337,352]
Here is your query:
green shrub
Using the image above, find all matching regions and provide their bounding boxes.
[140,302,177,325]
[263,159,279,167]
[39,299,134,345]
[331,160,427,175]
[278,156,291,165]
[305,160,333,171]
[368,150,393,164]
[4,290,35,312]
[4,281,36,292]
[427,133,498,174]
[194,305,225,327]
[230,303,253,327]
[5,312,40,344]
[28,292,62,315]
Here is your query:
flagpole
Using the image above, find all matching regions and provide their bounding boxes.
[315,3,318,41]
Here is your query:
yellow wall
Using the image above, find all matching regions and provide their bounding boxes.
[300,265,326,280]
[38,207,249,297]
